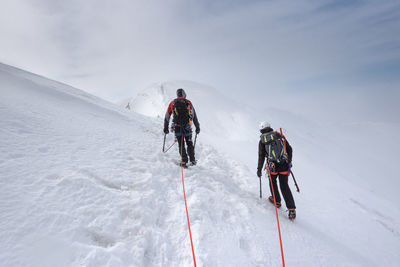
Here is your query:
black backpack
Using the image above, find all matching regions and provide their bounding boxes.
[260,131,288,163]
[172,98,190,126]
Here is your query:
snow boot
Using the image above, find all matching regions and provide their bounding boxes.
[288,209,296,220]
[268,196,281,208]
[182,162,188,168]
[191,160,197,166]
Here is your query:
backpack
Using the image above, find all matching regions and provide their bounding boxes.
[260,131,287,163]
[172,98,190,126]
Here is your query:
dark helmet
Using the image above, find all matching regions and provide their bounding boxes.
[176,88,186,98]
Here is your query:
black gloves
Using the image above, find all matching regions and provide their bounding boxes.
[163,127,169,134]
[196,127,200,134]
[257,169,262,178]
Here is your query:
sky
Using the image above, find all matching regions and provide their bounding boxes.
[1,0,399,122]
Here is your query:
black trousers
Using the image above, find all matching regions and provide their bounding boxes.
[269,173,296,209]
[176,134,195,163]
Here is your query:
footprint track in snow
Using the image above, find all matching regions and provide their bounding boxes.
[350,198,400,239]
[78,169,128,191]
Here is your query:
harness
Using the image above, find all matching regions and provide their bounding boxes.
[270,170,289,175]
[175,123,192,137]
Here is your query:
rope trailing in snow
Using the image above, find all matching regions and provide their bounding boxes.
[179,134,197,266]
[266,162,286,267]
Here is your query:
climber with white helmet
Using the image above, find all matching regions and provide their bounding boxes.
[257,121,296,220]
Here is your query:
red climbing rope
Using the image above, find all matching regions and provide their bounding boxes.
[179,135,197,267]
[266,163,286,267]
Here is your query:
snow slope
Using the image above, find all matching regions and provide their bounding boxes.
[1,64,400,267]
[123,81,258,169]
[126,81,400,266]
[125,81,400,204]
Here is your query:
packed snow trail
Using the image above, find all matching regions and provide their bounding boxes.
[127,81,400,265]
[1,63,400,266]
[0,63,293,266]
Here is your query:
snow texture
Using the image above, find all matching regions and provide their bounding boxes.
[1,63,400,266]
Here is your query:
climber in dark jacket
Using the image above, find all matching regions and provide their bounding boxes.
[164,89,200,167]
[257,121,296,219]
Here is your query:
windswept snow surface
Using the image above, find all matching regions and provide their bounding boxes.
[1,64,400,267]
[124,81,257,168]
[126,81,400,203]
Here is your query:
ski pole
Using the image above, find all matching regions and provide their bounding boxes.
[259,176,262,199]
[290,170,300,193]
[280,128,299,192]
[162,133,166,152]
[193,133,198,151]
[163,138,177,153]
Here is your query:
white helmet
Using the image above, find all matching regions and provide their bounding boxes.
[259,121,271,131]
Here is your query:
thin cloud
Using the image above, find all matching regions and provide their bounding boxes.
[0,0,398,120]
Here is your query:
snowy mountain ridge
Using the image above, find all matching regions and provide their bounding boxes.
[124,80,255,141]
[125,81,400,204]
[1,63,400,266]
